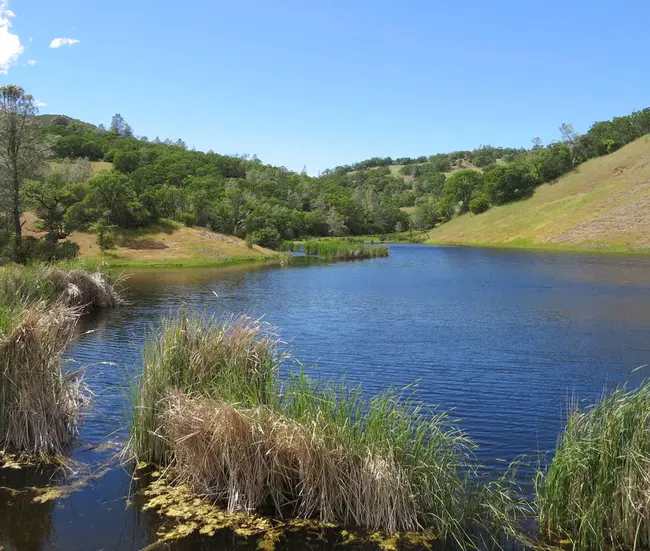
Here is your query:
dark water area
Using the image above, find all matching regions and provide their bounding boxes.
[3,244,650,550]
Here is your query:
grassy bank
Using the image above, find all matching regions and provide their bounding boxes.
[536,381,650,550]
[100,253,284,269]
[426,136,650,254]
[0,264,122,455]
[130,313,520,543]
[425,238,650,256]
[22,215,279,269]
[282,240,389,260]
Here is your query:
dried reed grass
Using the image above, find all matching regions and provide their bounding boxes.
[0,303,87,455]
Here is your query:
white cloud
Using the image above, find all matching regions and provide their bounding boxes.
[50,37,79,49]
[27,59,36,66]
[0,1,23,74]
[34,99,46,108]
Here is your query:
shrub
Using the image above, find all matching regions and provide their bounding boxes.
[251,227,282,250]
[89,220,117,251]
[469,193,491,215]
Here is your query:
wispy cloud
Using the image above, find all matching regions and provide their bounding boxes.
[50,37,79,49]
[34,99,46,108]
[0,1,23,74]
[27,59,36,66]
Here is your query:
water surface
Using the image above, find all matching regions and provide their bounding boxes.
[3,245,650,550]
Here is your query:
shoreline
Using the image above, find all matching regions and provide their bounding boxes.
[84,253,286,269]
[334,232,650,256]
[422,238,650,256]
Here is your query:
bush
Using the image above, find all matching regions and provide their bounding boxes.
[89,221,117,251]
[1,236,80,263]
[179,212,196,227]
[469,194,491,215]
[251,227,282,250]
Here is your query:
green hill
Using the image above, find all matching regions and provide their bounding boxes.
[426,136,650,253]
[36,114,98,131]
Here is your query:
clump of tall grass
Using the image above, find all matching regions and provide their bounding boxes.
[283,240,389,260]
[129,314,284,464]
[131,312,522,542]
[536,381,650,550]
[0,264,122,455]
[0,263,123,315]
[0,302,86,455]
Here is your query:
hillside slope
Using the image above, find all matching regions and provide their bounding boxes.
[23,214,275,268]
[426,136,650,252]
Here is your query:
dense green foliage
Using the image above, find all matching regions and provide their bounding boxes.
[324,108,650,230]
[1,90,647,257]
[31,115,413,244]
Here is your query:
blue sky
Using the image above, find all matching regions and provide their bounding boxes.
[2,0,650,173]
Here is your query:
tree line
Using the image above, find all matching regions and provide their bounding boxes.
[0,84,648,262]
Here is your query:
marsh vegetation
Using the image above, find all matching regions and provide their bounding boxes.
[282,240,389,260]
[129,312,523,545]
[0,263,122,455]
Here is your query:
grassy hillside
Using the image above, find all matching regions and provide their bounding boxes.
[22,214,276,268]
[91,161,113,174]
[426,136,650,252]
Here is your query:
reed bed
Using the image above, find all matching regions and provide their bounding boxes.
[283,240,389,260]
[130,314,283,465]
[0,302,85,455]
[536,381,650,550]
[0,263,123,455]
[0,263,123,313]
[130,312,521,542]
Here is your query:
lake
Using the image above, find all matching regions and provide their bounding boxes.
[2,244,650,550]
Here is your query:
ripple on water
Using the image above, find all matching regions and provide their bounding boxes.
[4,244,650,550]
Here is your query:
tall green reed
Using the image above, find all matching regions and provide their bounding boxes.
[536,380,650,550]
[131,311,524,543]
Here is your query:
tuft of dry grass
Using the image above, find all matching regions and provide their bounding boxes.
[0,303,87,455]
[0,263,123,314]
[129,313,283,465]
[130,312,523,542]
[164,390,427,533]
[46,267,124,309]
[0,263,122,456]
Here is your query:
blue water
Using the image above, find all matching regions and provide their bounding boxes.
[3,244,650,550]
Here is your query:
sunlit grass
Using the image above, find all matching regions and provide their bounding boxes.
[282,240,389,260]
[427,136,650,252]
[130,312,523,542]
[536,380,650,550]
[0,263,122,455]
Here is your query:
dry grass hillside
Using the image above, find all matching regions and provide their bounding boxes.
[22,214,275,267]
[427,136,650,252]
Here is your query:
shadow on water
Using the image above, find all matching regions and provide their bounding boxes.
[0,464,61,551]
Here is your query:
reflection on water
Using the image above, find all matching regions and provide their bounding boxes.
[0,465,59,551]
[2,245,650,550]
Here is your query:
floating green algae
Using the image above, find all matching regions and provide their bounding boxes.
[137,469,439,550]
